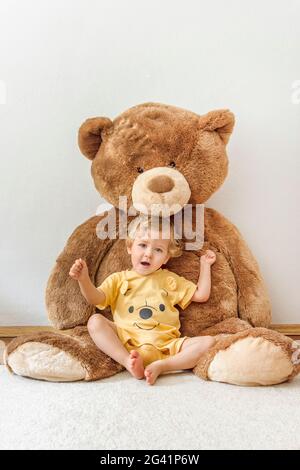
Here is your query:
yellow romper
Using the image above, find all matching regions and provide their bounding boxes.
[96,268,197,366]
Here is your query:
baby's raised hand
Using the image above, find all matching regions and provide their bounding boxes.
[69,258,89,281]
[200,250,216,266]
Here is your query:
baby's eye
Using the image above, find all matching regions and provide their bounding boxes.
[138,243,147,248]
[128,306,134,313]
[155,248,163,253]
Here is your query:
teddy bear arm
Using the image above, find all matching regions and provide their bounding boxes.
[46,214,116,330]
[206,208,271,327]
[222,221,271,327]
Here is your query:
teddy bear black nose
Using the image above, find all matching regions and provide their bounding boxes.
[139,308,153,319]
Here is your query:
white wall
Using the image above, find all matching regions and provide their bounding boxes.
[0,0,299,325]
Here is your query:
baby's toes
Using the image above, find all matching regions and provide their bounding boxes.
[145,372,152,384]
[130,358,136,367]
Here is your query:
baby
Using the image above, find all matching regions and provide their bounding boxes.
[69,215,216,385]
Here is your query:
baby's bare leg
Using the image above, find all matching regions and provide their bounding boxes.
[87,314,144,379]
[162,336,216,371]
[144,336,216,385]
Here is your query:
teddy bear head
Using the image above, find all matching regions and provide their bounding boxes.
[78,102,235,215]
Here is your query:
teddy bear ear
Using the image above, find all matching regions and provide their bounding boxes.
[199,109,235,145]
[78,117,113,160]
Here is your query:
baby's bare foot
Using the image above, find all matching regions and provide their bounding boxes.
[144,361,164,385]
[126,350,144,379]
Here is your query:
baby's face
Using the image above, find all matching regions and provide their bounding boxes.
[127,227,170,275]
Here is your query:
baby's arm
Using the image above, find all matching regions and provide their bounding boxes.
[191,250,216,303]
[69,258,106,306]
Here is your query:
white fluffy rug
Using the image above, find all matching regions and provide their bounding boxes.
[1,365,300,450]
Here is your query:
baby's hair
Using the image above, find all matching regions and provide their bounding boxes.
[126,214,183,258]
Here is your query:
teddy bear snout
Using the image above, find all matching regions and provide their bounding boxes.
[132,166,191,215]
[147,175,174,194]
[139,307,153,319]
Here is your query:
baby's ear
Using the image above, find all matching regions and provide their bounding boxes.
[78,117,113,160]
[126,240,132,255]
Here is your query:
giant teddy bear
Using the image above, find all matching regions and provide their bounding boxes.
[4,102,300,385]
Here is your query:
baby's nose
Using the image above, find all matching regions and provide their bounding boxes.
[139,308,153,319]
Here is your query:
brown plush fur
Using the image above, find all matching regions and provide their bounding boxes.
[193,327,300,381]
[5,102,298,384]
[5,327,123,380]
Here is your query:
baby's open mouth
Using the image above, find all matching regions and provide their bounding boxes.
[140,261,150,266]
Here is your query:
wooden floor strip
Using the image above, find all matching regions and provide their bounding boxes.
[0,324,299,338]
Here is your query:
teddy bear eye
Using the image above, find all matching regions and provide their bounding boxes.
[137,167,144,173]
[128,306,134,313]
[168,161,176,168]
[159,304,165,311]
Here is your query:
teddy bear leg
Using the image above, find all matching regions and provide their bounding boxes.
[4,327,124,382]
[200,317,252,337]
[193,327,300,386]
